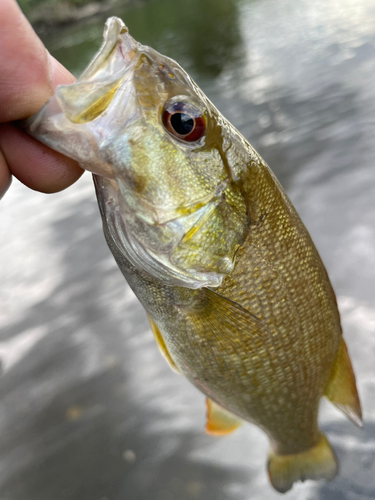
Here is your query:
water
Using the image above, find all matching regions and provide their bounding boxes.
[1,0,375,498]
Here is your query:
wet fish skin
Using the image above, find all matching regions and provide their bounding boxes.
[95,154,337,454]
[24,17,361,493]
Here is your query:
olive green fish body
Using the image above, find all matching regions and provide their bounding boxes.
[25,17,361,493]
[95,155,340,457]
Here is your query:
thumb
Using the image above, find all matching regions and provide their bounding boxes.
[0,0,74,122]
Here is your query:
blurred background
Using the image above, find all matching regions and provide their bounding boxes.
[1,0,375,498]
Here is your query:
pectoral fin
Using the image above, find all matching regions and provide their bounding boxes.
[205,398,242,435]
[147,315,180,374]
[324,338,362,427]
[187,288,269,354]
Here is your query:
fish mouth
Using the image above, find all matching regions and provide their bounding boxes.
[23,17,142,176]
[55,18,139,125]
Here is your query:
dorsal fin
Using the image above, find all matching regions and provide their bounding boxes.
[205,398,242,435]
[324,338,362,427]
[147,315,180,374]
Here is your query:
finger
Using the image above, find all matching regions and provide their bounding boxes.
[0,0,75,123]
[0,123,83,193]
[0,150,12,199]
[0,0,50,121]
[0,0,81,196]
[49,53,76,89]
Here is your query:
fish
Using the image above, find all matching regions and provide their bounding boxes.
[24,17,362,493]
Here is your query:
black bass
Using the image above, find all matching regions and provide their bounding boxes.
[25,17,361,492]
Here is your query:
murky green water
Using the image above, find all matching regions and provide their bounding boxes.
[1,0,375,499]
[42,0,243,78]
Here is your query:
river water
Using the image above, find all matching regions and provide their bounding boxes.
[1,0,375,498]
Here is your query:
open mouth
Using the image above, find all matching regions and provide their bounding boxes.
[23,17,140,177]
[53,18,139,125]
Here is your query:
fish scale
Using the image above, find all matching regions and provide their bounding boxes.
[24,16,362,493]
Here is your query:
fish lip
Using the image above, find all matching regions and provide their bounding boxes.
[22,17,143,176]
[53,20,140,126]
[82,17,138,78]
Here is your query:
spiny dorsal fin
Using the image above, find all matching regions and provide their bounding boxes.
[147,314,180,374]
[267,432,338,493]
[205,398,242,436]
[324,338,362,427]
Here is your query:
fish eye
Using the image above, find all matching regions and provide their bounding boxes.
[162,100,206,143]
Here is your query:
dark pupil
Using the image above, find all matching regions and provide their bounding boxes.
[170,112,194,135]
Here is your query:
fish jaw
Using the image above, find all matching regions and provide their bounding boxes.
[24,17,141,178]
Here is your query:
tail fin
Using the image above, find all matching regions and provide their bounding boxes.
[267,433,338,493]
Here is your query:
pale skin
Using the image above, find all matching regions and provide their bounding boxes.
[0,0,83,199]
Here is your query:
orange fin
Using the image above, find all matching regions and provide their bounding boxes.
[324,338,362,427]
[267,432,338,493]
[147,315,180,374]
[205,398,242,436]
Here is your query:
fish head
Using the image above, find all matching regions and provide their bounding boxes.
[25,17,250,288]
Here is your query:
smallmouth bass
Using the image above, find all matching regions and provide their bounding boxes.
[25,17,362,492]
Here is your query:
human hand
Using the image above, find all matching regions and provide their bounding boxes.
[0,0,83,199]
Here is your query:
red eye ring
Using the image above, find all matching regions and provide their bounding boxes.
[162,100,206,143]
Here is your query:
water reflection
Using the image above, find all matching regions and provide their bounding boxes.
[1,0,375,498]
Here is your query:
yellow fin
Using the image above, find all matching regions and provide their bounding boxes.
[187,288,269,354]
[147,315,180,374]
[205,398,242,436]
[324,338,362,427]
[267,433,338,493]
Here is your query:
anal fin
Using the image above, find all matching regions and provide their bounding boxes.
[147,315,180,374]
[205,398,242,436]
[324,338,362,427]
